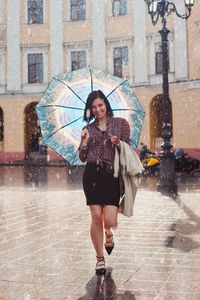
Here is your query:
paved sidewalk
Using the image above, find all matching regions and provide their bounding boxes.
[0,177,200,299]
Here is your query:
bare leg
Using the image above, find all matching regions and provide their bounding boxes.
[104,205,118,232]
[103,205,118,254]
[89,205,104,257]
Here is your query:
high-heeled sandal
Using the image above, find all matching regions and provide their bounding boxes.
[95,256,106,275]
[104,230,115,255]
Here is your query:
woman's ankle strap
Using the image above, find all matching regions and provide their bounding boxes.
[96,256,104,260]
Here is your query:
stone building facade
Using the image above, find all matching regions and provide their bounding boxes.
[0,0,200,162]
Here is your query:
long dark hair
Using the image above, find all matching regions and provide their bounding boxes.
[83,90,113,122]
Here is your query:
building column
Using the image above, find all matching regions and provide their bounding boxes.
[0,0,3,23]
[92,0,105,70]
[7,0,21,91]
[49,0,64,76]
[133,0,148,84]
[173,0,188,80]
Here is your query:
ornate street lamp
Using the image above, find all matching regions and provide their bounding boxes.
[144,0,195,194]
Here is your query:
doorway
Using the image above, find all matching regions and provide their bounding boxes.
[24,102,41,159]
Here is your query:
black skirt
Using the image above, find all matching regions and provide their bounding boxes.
[83,162,120,207]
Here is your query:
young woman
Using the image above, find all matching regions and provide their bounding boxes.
[79,90,130,275]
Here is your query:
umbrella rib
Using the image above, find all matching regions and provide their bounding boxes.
[53,77,86,104]
[38,105,84,111]
[43,116,83,143]
[106,80,128,98]
[89,65,93,92]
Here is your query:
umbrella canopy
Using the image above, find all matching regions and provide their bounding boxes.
[36,66,145,165]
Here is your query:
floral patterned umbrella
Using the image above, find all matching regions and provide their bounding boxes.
[36,66,145,165]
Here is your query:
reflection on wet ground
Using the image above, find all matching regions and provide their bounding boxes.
[0,165,84,190]
[164,191,200,253]
[137,172,200,192]
[0,165,200,192]
[0,166,200,298]
[78,268,136,300]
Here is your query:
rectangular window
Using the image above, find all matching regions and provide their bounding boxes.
[113,47,128,78]
[112,0,127,17]
[28,53,43,83]
[28,0,43,24]
[155,43,170,74]
[71,51,86,71]
[155,51,163,74]
[70,0,86,21]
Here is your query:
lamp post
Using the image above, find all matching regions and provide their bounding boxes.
[144,0,195,194]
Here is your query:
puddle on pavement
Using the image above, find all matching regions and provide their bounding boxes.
[0,165,84,190]
[0,165,200,192]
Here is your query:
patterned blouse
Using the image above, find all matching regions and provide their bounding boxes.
[79,117,130,165]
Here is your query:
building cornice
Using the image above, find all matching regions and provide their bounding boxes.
[146,31,174,43]
[20,43,50,50]
[106,36,134,46]
[63,40,92,49]
[133,79,200,90]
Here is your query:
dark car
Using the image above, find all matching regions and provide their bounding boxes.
[175,148,200,173]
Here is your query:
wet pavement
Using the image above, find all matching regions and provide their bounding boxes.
[0,166,200,299]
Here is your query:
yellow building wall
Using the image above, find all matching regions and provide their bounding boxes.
[187,0,200,80]
[63,21,92,43]
[171,86,200,148]
[21,26,49,45]
[0,1,200,155]
[135,84,200,149]
[0,96,40,152]
[106,16,133,39]
[1,84,199,153]
[63,0,92,43]
[20,0,49,45]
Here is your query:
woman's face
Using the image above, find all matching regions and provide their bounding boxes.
[91,97,107,120]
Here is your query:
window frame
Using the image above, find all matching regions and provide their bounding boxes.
[155,42,170,75]
[27,0,44,25]
[106,38,133,83]
[22,45,48,93]
[64,41,91,73]
[147,33,174,84]
[112,0,127,17]
[113,46,129,78]
[70,0,86,22]
[25,0,46,25]
[28,53,44,84]
[71,50,87,71]
[155,48,163,74]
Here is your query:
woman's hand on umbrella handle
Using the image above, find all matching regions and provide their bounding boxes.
[81,128,89,146]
